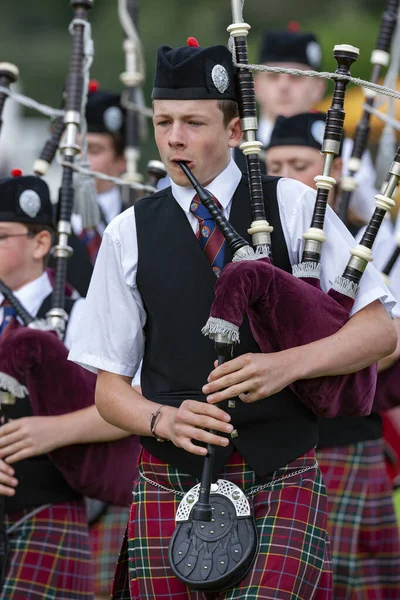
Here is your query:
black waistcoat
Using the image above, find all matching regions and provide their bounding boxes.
[317,414,382,449]
[5,295,80,514]
[135,175,318,478]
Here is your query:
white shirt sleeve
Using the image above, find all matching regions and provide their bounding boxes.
[362,219,400,318]
[64,297,86,350]
[68,207,146,377]
[342,138,377,222]
[276,178,396,317]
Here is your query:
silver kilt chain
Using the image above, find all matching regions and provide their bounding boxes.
[138,460,319,498]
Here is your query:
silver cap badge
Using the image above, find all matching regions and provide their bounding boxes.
[104,106,123,133]
[311,120,325,146]
[306,41,322,69]
[19,189,41,218]
[211,64,229,94]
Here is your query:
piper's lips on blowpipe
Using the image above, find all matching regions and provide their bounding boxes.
[171,158,194,170]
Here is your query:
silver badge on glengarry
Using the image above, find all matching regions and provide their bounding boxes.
[19,190,41,218]
[211,64,229,94]
[104,106,123,133]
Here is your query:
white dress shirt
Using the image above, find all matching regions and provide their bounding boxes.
[71,186,122,236]
[68,159,395,378]
[0,271,84,350]
[259,117,378,223]
[359,216,400,318]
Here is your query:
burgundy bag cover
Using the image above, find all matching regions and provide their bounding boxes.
[209,258,377,418]
[0,327,139,506]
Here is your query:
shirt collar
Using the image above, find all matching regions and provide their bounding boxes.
[97,187,122,224]
[170,158,242,214]
[0,271,52,318]
[257,118,274,147]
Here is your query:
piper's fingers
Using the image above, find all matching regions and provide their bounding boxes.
[178,430,229,456]
[180,399,231,423]
[207,354,251,382]
[0,420,19,435]
[0,466,18,495]
[188,427,230,447]
[0,483,16,496]
[177,408,234,435]
[4,448,32,464]
[0,441,26,461]
[0,430,25,450]
[203,371,248,397]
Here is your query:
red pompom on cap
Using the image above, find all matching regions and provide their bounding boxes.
[287,20,301,32]
[187,37,200,47]
[11,168,22,177]
[88,79,100,93]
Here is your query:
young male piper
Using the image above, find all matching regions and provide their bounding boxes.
[0,172,135,599]
[69,42,397,599]
[72,83,127,265]
[254,26,377,227]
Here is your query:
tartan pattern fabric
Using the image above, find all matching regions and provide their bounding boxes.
[317,439,400,599]
[89,505,130,596]
[0,500,93,599]
[190,195,225,278]
[78,227,103,266]
[112,448,332,599]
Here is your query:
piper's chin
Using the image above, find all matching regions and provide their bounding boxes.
[169,161,196,187]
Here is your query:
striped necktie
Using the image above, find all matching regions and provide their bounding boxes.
[0,301,17,337]
[190,194,226,277]
[78,227,103,266]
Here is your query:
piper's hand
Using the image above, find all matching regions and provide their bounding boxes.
[0,416,60,464]
[0,459,18,496]
[203,352,294,404]
[160,401,234,456]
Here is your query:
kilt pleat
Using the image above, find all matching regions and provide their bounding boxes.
[318,439,400,599]
[0,500,93,600]
[112,448,332,600]
[89,505,129,596]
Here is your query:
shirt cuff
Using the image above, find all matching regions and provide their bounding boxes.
[67,350,136,378]
[351,286,396,317]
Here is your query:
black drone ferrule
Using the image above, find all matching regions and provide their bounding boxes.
[376,0,399,53]
[359,207,387,250]
[383,246,400,276]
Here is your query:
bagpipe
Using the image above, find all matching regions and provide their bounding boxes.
[338,0,399,225]
[118,0,168,201]
[0,63,19,136]
[169,0,400,592]
[0,0,139,507]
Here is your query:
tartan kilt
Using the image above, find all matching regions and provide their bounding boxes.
[89,505,130,596]
[0,499,93,600]
[317,439,400,599]
[112,448,332,600]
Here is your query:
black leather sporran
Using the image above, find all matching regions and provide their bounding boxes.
[168,477,258,592]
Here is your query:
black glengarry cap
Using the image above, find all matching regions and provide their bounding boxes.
[152,39,237,101]
[260,29,322,70]
[0,172,54,227]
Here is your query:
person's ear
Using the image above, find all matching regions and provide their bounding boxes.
[227,117,243,148]
[32,230,52,261]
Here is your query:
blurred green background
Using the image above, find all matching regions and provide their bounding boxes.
[0,0,389,172]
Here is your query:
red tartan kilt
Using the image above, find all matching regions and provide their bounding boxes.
[112,448,332,600]
[318,440,400,599]
[2,500,93,600]
[89,505,130,596]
